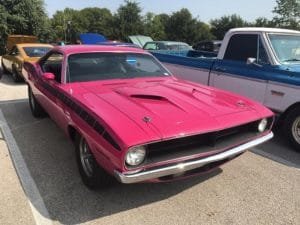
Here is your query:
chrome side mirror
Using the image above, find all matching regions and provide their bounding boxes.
[246,57,262,67]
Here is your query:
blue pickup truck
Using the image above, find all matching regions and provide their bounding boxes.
[154,27,300,151]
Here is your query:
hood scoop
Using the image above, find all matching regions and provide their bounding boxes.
[130,94,167,101]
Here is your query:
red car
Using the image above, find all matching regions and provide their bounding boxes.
[23,45,274,189]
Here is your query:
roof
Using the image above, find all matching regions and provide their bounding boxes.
[229,27,300,34]
[17,43,53,48]
[53,45,148,55]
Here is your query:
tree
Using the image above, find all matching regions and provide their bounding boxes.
[113,0,144,41]
[165,8,214,44]
[78,8,114,38]
[0,0,50,52]
[143,13,167,40]
[272,0,300,29]
[210,14,248,40]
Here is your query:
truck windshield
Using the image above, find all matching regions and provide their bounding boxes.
[268,34,300,64]
[67,52,170,83]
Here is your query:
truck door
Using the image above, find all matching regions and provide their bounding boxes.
[210,34,270,103]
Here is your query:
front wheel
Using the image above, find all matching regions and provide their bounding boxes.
[75,135,114,189]
[28,86,46,118]
[284,108,300,152]
[12,66,23,82]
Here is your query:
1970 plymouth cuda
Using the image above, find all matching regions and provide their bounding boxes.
[23,45,274,189]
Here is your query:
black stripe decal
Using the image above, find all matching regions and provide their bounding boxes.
[40,80,121,151]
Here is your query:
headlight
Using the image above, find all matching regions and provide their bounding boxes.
[258,118,268,133]
[125,146,146,166]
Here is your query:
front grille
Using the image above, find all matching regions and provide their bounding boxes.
[127,118,272,169]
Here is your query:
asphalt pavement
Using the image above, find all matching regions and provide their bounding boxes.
[0,70,299,225]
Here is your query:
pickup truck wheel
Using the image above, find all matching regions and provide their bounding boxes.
[12,67,22,82]
[75,135,114,189]
[284,108,300,151]
[28,86,46,118]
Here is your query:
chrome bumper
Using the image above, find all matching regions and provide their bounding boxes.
[114,132,273,184]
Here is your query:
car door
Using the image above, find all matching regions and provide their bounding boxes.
[37,52,69,131]
[209,34,270,103]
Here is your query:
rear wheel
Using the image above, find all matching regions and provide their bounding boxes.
[28,86,46,118]
[284,107,300,152]
[75,134,114,189]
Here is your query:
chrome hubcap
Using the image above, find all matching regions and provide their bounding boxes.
[291,117,300,144]
[79,138,94,177]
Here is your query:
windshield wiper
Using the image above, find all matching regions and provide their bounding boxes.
[283,58,300,62]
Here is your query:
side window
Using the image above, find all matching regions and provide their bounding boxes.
[40,53,63,83]
[144,43,157,50]
[224,34,258,61]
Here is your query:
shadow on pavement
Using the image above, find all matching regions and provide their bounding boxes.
[0,73,25,86]
[251,126,300,169]
[0,100,222,224]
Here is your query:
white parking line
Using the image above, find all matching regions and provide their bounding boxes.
[0,110,53,225]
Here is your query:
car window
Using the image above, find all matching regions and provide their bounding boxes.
[23,47,52,57]
[224,34,258,61]
[144,43,157,50]
[66,52,170,83]
[224,34,269,64]
[40,53,63,82]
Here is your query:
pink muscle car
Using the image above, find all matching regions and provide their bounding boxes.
[23,45,274,189]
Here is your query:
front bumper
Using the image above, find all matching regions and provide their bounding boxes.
[114,132,273,184]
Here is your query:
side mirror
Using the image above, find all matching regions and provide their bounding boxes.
[246,57,257,65]
[246,57,262,67]
[42,72,55,80]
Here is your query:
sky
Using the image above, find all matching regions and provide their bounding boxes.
[44,0,277,23]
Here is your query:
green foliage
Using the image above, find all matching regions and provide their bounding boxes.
[210,14,248,40]
[113,0,144,41]
[0,0,50,53]
[164,9,214,45]
[273,0,300,29]
[144,13,167,40]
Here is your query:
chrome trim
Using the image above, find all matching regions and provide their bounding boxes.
[114,132,273,184]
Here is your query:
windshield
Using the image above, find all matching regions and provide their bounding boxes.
[23,47,52,57]
[67,53,170,83]
[268,34,300,64]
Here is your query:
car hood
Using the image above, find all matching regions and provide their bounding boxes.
[68,78,271,148]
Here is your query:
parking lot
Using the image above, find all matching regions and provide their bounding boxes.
[0,71,299,225]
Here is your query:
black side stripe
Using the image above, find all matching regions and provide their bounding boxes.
[40,81,121,151]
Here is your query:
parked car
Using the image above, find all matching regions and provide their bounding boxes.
[1,43,53,82]
[143,41,192,51]
[23,45,273,189]
[193,40,222,53]
[154,27,300,151]
[5,35,38,52]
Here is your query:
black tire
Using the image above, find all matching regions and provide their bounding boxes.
[284,107,300,152]
[75,134,114,189]
[1,60,9,74]
[12,66,23,82]
[28,86,46,118]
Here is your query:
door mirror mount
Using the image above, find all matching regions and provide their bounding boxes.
[246,57,262,67]
[42,72,55,80]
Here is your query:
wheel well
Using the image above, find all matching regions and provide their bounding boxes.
[279,102,300,122]
[68,125,78,143]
